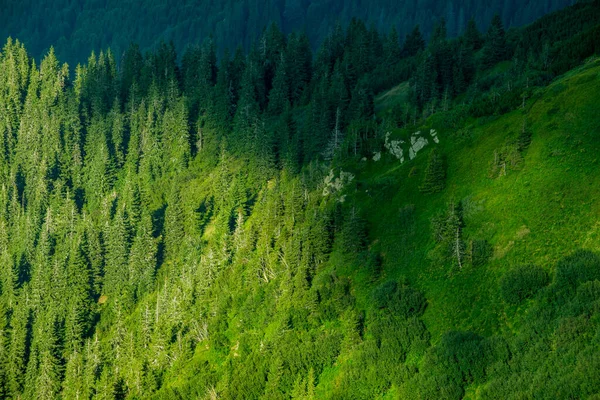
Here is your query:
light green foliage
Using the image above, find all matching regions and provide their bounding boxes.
[0,3,598,398]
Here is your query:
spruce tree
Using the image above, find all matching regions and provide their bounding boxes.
[384,27,402,65]
[402,25,425,57]
[463,17,483,51]
[268,58,290,116]
[483,14,507,67]
[419,148,446,194]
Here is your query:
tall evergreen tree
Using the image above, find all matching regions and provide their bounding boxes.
[402,25,426,57]
[268,57,290,116]
[483,14,508,67]
[420,148,446,194]
[463,17,483,51]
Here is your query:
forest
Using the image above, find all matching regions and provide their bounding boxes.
[1,0,574,66]
[0,0,600,398]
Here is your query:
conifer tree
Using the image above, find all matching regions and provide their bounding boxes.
[420,148,446,194]
[162,96,190,174]
[286,32,312,105]
[402,25,426,57]
[7,298,31,396]
[463,17,483,51]
[164,188,185,261]
[384,27,402,65]
[128,212,157,299]
[0,300,8,397]
[120,43,144,102]
[268,57,290,116]
[483,14,507,67]
[65,235,93,351]
[340,207,368,254]
[210,49,235,136]
[104,207,131,305]
[61,349,85,399]
[233,57,261,154]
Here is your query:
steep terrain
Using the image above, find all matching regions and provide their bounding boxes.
[156,56,600,400]
[0,2,599,399]
[1,0,573,65]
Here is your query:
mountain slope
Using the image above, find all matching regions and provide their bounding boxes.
[1,0,573,65]
[0,2,599,399]
[150,58,600,400]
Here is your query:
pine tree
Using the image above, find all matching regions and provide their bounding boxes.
[33,315,63,400]
[286,32,312,105]
[164,188,185,261]
[384,27,402,65]
[233,56,261,154]
[65,236,93,352]
[402,25,426,57]
[109,99,126,167]
[268,57,290,116]
[61,349,85,399]
[411,50,437,110]
[463,17,483,51]
[120,43,144,102]
[0,300,9,397]
[349,78,374,122]
[7,298,31,396]
[483,14,507,67]
[340,207,368,255]
[128,212,157,299]
[103,207,131,305]
[419,148,446,194]
[210,49,235,136]
[162,96,190,174]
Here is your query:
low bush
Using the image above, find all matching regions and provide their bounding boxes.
[501,264,550,304]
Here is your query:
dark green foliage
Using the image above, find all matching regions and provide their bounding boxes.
[419,148,446,194]
[482,14,507,68]
[501,264,550,304]
[372,281,398,309]
[339,207,368,255]
[436,331,492,384]
[0,2,598,398]
[463,18,483,51]
[372,281,427,319]
[555,250,600,291]
[0,0,574,68]
[468,239,493,267]
[402,25,426,57]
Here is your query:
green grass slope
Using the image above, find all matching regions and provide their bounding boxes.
[366,57,600,336]
[322,57,600,398]
[154,58,600,399]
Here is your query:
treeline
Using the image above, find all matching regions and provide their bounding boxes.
[1,0,573,66]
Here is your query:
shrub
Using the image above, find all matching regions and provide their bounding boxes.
[372,281,427,318]
[555,250,600,291]
[391,286,427,318]
[438,331,492,384]
[469,239,493,267]
[501,264,550,304]
[372,281,398,309]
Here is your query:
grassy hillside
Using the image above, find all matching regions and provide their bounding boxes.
[364,57,600,339]
[1,3,600,398]
[151,58,600,399]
